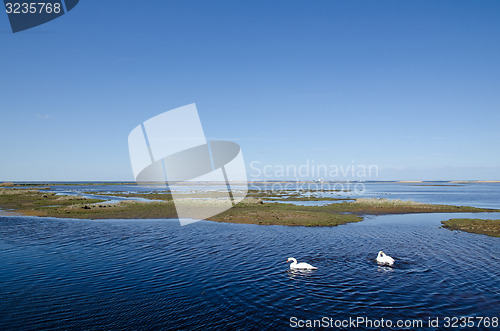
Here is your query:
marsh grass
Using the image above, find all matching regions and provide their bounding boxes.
[1,189,499,227]
[0,189,105,216]
[208,201,363,227]
[442,218,500,237]
[321,198,493,215]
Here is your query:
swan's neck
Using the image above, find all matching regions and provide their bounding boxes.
[290,258,297,265]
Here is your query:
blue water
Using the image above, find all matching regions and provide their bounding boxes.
[0,184,499,330]
[361,182,500,209]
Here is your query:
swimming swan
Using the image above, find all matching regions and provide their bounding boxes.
[376,251,395,266]
[287,257,317,270]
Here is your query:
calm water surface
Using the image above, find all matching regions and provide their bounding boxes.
[1,183,500,330]
[1,212,499,330]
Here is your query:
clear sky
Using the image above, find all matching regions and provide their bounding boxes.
[1,0,499,181]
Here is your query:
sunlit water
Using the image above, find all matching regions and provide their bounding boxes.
[1,183,500,329]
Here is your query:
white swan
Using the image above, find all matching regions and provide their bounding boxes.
[287,257,317,270]
[376,251,395,266]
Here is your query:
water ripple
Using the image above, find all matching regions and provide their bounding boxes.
[0,213,499,330]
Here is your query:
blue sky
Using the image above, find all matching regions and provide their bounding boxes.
[1,0,499,181]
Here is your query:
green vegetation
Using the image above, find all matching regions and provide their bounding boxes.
[207,198,498,226]
[263,196,352,202]
[208,199,363,226]
[441,218,500,237]
[0,188,105,216]
[46,201,178,219]
[1,188,499,228]
[318,198,494,215]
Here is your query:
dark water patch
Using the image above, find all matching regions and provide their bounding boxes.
[0,213,499,330]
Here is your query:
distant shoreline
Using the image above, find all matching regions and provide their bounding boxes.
[1,180,500,187]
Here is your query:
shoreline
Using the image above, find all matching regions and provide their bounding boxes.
[442,218,500,237]
[2,188,500,230]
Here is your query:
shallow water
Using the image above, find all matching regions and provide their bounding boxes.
[34,182,500,210]
[0,211,499,330]
[55,191,154,204]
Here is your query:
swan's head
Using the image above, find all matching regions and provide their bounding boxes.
[378,251,385,257]
[287,257,296,264]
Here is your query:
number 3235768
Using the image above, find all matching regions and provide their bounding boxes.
[5,2,62,14]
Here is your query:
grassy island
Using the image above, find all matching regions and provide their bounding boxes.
[2,188,500,227]
[0,188,105,216]
[441,218,500,237]
[208,198,499,226]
